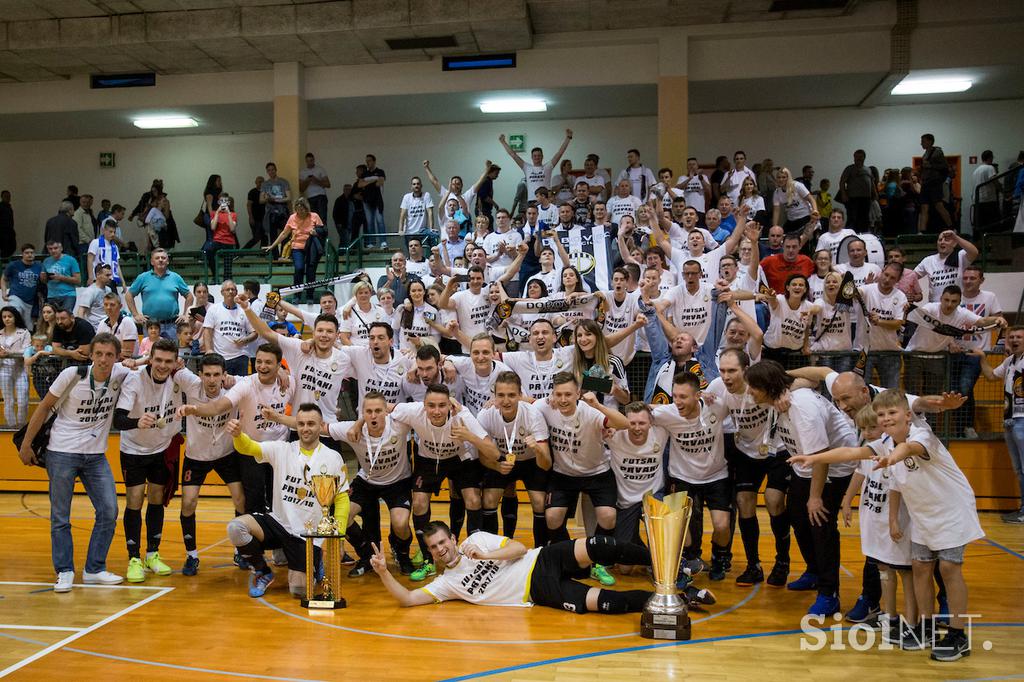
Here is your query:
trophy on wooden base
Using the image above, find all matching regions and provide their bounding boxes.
[640,491,692,640]
[302,469,346,609]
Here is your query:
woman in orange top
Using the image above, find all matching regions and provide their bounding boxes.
[265,197,325,299]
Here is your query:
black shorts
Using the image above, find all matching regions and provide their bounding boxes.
[252,512,320,572]
[920,179,944,204]
[733,453,791,494]
[350,476,412,512]
[456,458,485,491]
[412,455,462,495]
[667,476,732,512]
[528,539,592,613]
[546,469,618,510]
[482,458,549,492]
[866,555,912,572]
[120,452,169,488]
[181,454,241,487]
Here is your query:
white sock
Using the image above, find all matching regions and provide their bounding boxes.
[187,550,199,559]
[146,551,157,560]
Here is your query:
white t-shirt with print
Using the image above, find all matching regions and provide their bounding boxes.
[451,357,512,416]
[278,335,350,424]
[48,364,131,455]
[176,368,234,461]
[914,251,968,302]
[421,532,540,607]
[117,368,183,456]
[535,400,609,476]
[225,374,295,441]
[202,302,253,360]
[330,417,413,486]
[400,192,435,234]
[608,427,667,507]
[500,346,574,399]
[391,402,488,461]
[477,402,549,461]
[256,440,348,541]
[855,458,913,566]
[775,388,858,478]
[651,401,730,484]
[339,303,390,346]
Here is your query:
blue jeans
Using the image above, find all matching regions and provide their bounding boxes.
[1005,418,1024,508]
[364,205,386,244]
[224,354,250,377]
[863,352,902,389]
[291,239,323,289]
[159,321,178,340]
[953,353,982,436]
[48,295,77,314]
[46,450,118,574]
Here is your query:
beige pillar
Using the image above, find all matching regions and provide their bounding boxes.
[657,33,689,172]
[272,62,307,197]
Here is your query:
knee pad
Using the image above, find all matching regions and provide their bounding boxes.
[585,535,619,565]
[227,517,251,546]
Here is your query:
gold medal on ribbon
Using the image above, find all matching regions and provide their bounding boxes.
[155,417,167,428]
[759,443,769,456]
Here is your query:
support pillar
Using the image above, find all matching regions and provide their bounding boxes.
[272,62,307,195]
[657,34,689,173]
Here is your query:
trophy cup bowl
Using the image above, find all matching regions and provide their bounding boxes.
[309,473,339,535]
[640,491,693,640]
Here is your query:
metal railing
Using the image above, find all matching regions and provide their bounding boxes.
[971,162,1022,232]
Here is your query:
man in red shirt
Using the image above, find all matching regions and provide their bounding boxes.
[760,233,813,292]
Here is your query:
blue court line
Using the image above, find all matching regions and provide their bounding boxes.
[983,538,1024,561]
[0,631,326,682]
[441,622,1024,682]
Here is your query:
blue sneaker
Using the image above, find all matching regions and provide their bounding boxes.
[844,594,880,623]
[936,595,950,625]
[233,551,251,570]
[787,572,818,591]
[182,556,200,577]
[248,570,274,598]
[676,570,693,591]
[807,593,841,617]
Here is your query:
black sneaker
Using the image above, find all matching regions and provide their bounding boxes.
[882,617,902,645]
[709,557,727,581]
[735,564,764,586]
[340,551,356,566]
[901,620,935,651]
[347,560,371,578]
[931,630,971,661]
[682,557,705,576]
[766,561,789,587]
[397,554,415,575]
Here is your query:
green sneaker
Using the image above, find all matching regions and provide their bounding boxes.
[126,557,146,583]
[144,552,172,576]
[410,562,436,582]
[591,563,616,586]
[411,549,425,567]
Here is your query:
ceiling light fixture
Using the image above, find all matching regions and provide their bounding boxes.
[479,98,547,113]
[133,116,199,129]
[891,77,972,95]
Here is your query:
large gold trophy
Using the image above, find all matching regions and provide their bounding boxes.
[302,469,346,609]
[640,491,693,640]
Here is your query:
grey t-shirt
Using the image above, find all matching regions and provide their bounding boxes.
[261,178,291,212]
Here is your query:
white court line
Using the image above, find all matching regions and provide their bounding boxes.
[0,625,84,632]
[0,586,173,678]
[839,564,853,578]
[0,581,165,591]
[197,536,229,554]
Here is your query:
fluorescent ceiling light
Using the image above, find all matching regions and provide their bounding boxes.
[133,116,199,129]
[479,98,547,113]
[891,77,972,95]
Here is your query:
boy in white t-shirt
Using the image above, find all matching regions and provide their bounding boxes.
[790,390,983,661]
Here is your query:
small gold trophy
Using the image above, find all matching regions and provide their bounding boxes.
[302,468,346,609]
[640,491,693,640]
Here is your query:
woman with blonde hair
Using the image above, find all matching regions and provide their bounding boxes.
[571,319,630,406]
[810,271,855,372]
[338,280,389,346]
[265,197,325,301]
[772,166,816,232]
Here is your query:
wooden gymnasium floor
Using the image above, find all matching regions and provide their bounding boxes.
[1,493,1022,681]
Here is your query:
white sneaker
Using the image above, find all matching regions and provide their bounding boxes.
[964,427,979,439]
[54,571,75,593]
[83,570,124,585]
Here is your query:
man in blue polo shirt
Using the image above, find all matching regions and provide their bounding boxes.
[125,247,193,340]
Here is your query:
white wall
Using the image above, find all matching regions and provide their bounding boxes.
[2,98,1022,249]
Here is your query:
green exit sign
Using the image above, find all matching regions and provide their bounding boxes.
[507,134,525,153]
[99,152,116,168]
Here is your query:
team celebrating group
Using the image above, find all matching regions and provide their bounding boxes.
[17,139,1022,665]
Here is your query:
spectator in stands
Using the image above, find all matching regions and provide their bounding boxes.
[44,202,78,257]
[125,248,193,340]
[95,291,137,360]
[89,210,124,290]
[607,178,642,227]
[399,176,435,246]
[761,225,785,259]
[885,246,922,303]
[243,175,267,249]
[860,261,908,388]
[772,167,816,233]
[737,177,766,227]
[617,148,657,199]
[361,153,387,248]
[2,244,41,329]
[202,279,254,376]
[206,194,238,277]
[914,229,978,302]
[40,240,80,313]
[76,264,112,330]
[579,154,607,201]
[72,194,97,257]
[260,162,292,255]
[0,305,31,426]
[299,152,331,224]
[36,302,58,343]
[720,151,756,204]
[129,179,160,225]
[500,130,573,199]
[142,196,170,255]
[813,179,834,231]
[813,206,854,264]
[551,159,576,205]
[677,158,711,223]
[760,233,814,293]
[0,190,15,258]
[976,325,1024,523]
[809,271,855,372]
[332,182,353,246]
[918,133,954,233]
[51,306,95,364]
[797,165,814,189]
[953,265,1001,438]
[64,185,80,211]
[378,251,421,304]
[756,158,775,200]
[835,238,881,287]
[971,150,1000,233]
[265,197,325,300]
[839,150,876,231]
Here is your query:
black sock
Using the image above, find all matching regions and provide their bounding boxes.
[145,504,165,554]
[481,507,499,534]
[934,564,947,602]
[180,513,197,553]
[711,541,730,565]
[389,532,412,560]
[123,507,142,559]
[548,524,570,544]
[726,507,736,563]
[238,539,268,573]
[596,589,652,614]
[448,498,465,539]
[738,516,760,566]
[586,535,651,566]
[346,522,371,561]
[501,495,519,537]
[466,508,482,535]
[769,513,791,564]
[532,514,547,547]
[413,512,431,558]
